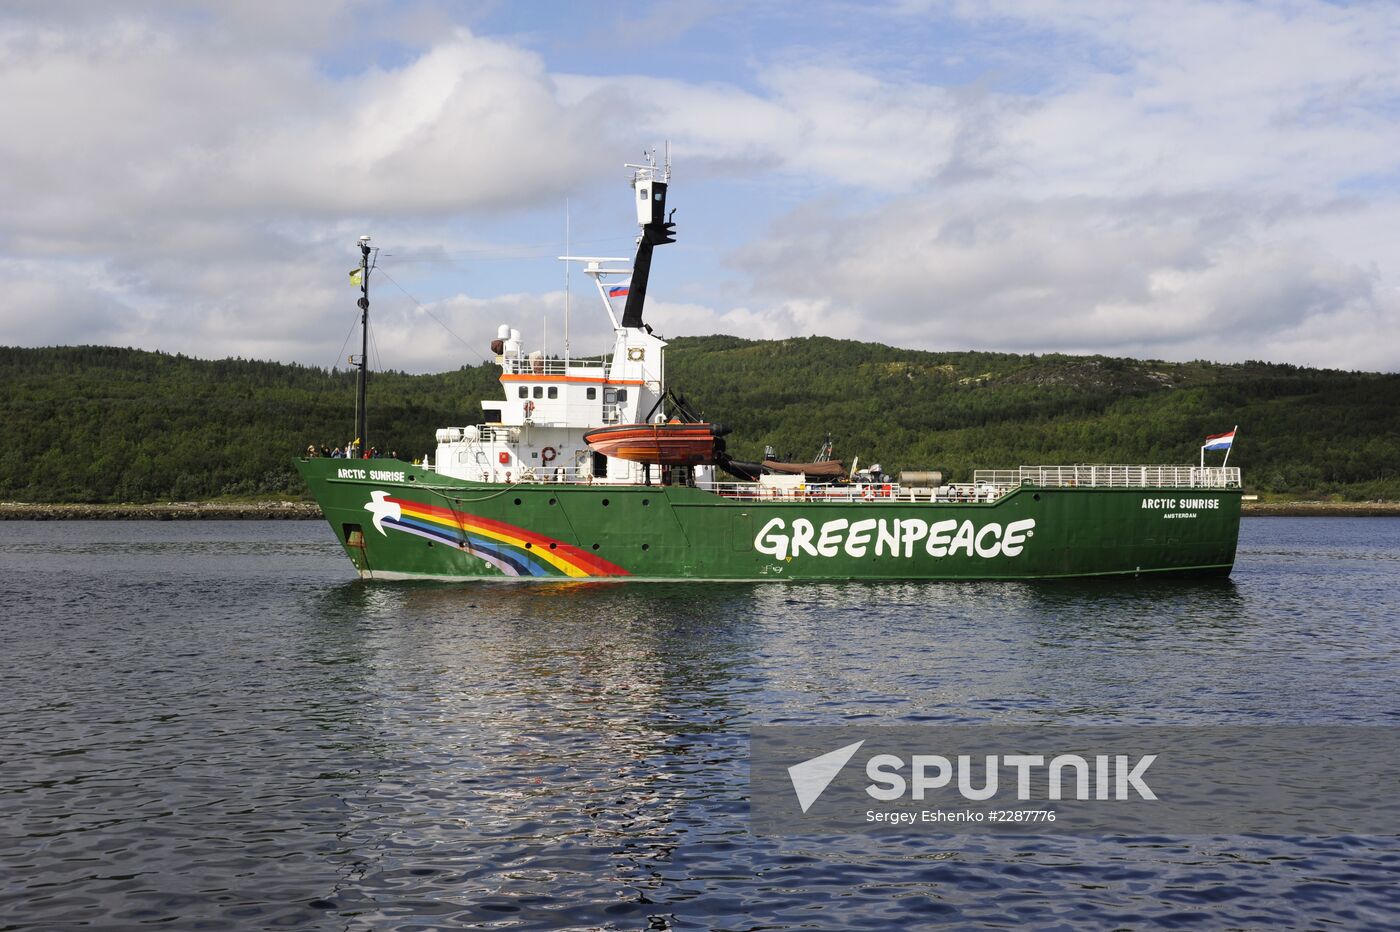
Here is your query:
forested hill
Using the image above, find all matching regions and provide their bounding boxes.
[2,339,1397,503]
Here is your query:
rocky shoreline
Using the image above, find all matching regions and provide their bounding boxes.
[2,500,1397,520]
[1241,501,1400,517]
[0,502,322,520]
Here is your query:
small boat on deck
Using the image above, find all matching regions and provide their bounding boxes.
[584,422,729,466]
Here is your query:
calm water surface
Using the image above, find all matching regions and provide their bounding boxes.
[2,518,1398,930]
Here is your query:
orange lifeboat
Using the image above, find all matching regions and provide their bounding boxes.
[583,422,728,466]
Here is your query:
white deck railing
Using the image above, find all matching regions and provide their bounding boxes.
[439,464,1240,497]
[701,465,1240,503]
[973,465,1241,489]
[514,465,589,483]
[476,425,518,443]
[499,355,610,376]
[706,482,1003,503]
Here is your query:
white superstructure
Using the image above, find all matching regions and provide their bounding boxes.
[430,149,694,485]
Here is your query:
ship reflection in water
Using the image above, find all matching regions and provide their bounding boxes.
[1,517,1397,928]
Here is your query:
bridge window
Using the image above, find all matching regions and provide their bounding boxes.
[586,387,597,400]
[518,387,527,398]
[547,386,558,399]
[533,386,543,399]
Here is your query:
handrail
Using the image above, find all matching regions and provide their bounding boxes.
[972,465,1241,489]
[499,355,610,376]
[704,482,1004,503]
[515,465,589,483]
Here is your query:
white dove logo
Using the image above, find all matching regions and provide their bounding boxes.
[364,490,401,535]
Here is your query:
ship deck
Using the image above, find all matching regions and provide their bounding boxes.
[459,464,1242,504]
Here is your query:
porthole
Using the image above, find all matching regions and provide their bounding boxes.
[525,542,533,549]
[642,498,650,506]
[591,543,600,551]
[601,498,610,507]
[1033,493,1041,501]
[514,498,522,505]
[549,543,557,550]
[548,498,557,505]
[641,543,650,552]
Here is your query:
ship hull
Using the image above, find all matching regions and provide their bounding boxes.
[298,459,1242,581]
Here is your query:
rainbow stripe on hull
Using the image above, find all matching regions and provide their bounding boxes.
[367,493,629,578]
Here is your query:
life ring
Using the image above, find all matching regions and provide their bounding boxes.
[498,451,510,465]
[541,446,557,464]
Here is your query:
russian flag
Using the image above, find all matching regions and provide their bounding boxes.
[1203,429,1235,451]
[608,282,630,299]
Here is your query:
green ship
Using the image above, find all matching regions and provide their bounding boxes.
[299,150,1243,581]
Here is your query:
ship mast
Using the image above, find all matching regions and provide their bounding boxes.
[355,234,373,457]
[620,144,675,330]
[556,144,677,333]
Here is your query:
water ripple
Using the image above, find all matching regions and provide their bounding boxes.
[1,518,1398,928]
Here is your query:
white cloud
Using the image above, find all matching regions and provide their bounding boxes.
[730,192,1395,360]
[560,64,976,190]
[634,0,1400,369]
[2,0,1400,373]
[0,11,631,368]
[0,21,618,234]
[0,259,134,345]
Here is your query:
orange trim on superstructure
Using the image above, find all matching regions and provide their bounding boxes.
[499,374,647,385]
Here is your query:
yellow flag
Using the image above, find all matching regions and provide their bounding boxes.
[349,268,363,286]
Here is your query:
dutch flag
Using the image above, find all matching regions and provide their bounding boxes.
[1203,429,1235,451]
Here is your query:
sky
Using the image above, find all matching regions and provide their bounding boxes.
[3,0,1400,373]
